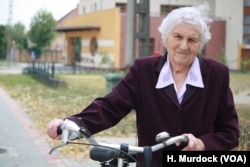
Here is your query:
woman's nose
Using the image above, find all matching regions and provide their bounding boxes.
[179,40,188,50]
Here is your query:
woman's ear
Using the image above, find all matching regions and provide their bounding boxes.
[163,40,168,49]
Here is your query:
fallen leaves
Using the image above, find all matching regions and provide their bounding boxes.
[0,74,136,159]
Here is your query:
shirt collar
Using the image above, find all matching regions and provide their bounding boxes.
[156,55,204,89]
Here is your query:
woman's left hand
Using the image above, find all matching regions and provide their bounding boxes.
[177,133,205,151]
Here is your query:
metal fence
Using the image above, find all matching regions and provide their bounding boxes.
[22,61,67,87]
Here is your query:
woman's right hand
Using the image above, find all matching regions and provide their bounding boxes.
[47,119,64,140]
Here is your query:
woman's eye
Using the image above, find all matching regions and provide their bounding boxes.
[189,38,197,43]
[174,35,181,39]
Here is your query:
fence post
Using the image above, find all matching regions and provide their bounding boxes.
[51,62,55,78]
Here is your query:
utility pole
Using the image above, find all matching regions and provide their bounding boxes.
[8,0,13,27]
[136,0,151,57]
[125,0,151,68]
[6,0,13,64]
[125,0,136,68]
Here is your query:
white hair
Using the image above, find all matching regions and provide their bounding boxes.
[158,2,212,51]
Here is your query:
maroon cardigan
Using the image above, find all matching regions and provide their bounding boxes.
[67,54,240,166]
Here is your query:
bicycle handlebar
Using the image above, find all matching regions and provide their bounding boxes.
[49,119,189,165]
[89,133,188,162]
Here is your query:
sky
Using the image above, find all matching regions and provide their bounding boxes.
[0,0,79,30]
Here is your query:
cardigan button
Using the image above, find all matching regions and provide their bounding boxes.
[177,108,182,112]
[177,129,182,134]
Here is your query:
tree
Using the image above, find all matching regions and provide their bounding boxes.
[28,9,57,56]
[0,25,7,59]
[11,22,28,51]
[8,22,29,61]
[0,22,28,60]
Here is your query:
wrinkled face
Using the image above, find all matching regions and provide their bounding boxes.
[165,22,201,68]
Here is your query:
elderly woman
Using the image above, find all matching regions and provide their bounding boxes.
[47,3,239,167]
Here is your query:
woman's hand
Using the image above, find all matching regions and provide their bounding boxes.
[177,133,205,151]
[47,119,64,140]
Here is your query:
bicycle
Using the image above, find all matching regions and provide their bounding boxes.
[49,119,189,167]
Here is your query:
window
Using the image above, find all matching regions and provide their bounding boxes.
[243,6,250,44]
[94,2,97,11]
[90,3,98,12]
[116,3,127,13]
[244,0,250,6]
[82,6,86,14]
[244,16,250,24]
[90,37,98,56]
[160,5,185,17]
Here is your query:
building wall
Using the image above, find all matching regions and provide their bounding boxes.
[63,8,121,68]
[205,20,226,61]
[79,0,128,14]
[150,0,215,16]
[79,0,215,16]
[51,8,79,64]
[215,0,244,69]
[120,14,126,68]
[57,8,79,28]
[149,16,164,54]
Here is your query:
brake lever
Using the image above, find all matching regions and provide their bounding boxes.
[49,126,70,154]
[49,143,68,154]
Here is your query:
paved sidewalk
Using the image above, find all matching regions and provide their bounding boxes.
[0,87,84,167]
[233,90,250,104]
[0,63,27,74]
[0,86,136,167]
[0,86,61,166]
[0,85,120,167]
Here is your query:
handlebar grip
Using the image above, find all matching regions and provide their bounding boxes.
[178,135,189,149]
[90,146,120,162]
[57,126,62,135]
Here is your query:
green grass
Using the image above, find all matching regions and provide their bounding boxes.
[229,72,250,126]
[0,60,5,66]
[229,71,250,94]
